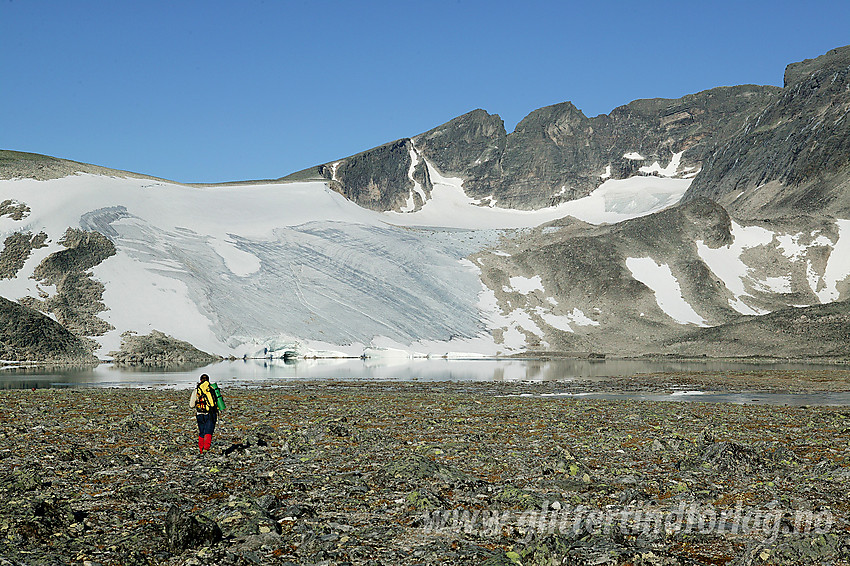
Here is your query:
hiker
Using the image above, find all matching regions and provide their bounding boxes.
[189,373,219,454]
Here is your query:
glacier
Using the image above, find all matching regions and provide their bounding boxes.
[4,162,845,360]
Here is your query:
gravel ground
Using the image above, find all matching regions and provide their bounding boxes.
[1,376,849,565]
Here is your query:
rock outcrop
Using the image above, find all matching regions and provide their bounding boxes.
[109,330,221,365]
[0,296,98,362]
[20,228,117,339]
[0,231,48,279]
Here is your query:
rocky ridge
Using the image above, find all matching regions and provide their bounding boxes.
[0,150,164,183]
[309,85,780,212]
[473,197,849,358]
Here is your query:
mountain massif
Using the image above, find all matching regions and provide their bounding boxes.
[1,45,849,363]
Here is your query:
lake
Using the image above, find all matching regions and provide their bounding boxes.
[2,357,848,405]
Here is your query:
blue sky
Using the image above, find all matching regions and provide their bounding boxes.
[2,1,849,183]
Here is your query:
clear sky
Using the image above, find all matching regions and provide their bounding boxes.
[2,0,849,184]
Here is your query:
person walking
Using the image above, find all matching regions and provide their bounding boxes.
[189,373,219,454]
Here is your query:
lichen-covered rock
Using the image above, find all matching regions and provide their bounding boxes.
[211,497,280,539]
[165,504,222,551]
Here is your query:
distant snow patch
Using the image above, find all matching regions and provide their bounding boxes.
[509,275,544,295]
[400,145,427,213]
[754,276,793,294]
[599,165,612,179]
[626,257,708,326]
[623,152,645,160]
[639,151,683,177]
[818,219,850,302]
[539,308,600,333]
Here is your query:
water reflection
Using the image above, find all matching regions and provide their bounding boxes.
[1,357,846,392]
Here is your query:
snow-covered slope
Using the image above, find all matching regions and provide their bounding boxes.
[1,151,847,360]
[0,160,690,359]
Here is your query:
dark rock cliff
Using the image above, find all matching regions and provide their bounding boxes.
[684,45,850,218]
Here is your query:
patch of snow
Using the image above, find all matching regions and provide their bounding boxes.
[539,312,574,332]
[626,257,708,326]
[400,145,427,213]
[599,165,612,179]
[696,221,775,315]
[539,308,600,333]
[639,151,683,177]
[509,275,544,295]
[817,219,850,302]
[623,152,645,160]
[755,276,793,294]
[565,308,599,326]
[776,232,807,260]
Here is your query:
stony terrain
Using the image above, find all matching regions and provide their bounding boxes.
[1,376,848,565]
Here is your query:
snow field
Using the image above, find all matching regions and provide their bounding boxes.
[697,220,850,312]
[385,159,692,228]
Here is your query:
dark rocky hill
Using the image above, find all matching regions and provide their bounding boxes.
[684,45,850,218]
[0,297,98,363]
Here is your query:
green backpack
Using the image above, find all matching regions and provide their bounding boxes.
[210,383,226,411]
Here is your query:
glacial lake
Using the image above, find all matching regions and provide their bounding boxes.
[2,357,849,405]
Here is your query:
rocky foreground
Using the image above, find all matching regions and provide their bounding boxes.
[1,375,849,565]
